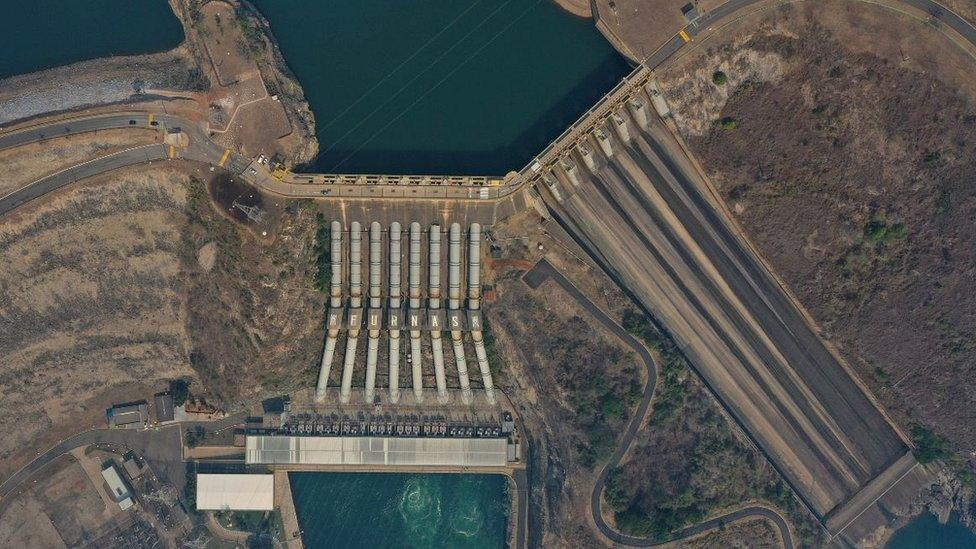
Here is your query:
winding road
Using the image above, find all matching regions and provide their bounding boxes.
[523,259,794,549]
[1,0,974,217]
[0,111,250,215]
[2,0,976,547]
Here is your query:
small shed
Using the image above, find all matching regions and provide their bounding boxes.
[154,392,175,423]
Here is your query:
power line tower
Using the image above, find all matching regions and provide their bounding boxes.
[232,195,266,224]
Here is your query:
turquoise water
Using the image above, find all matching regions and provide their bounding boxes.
[250,0,631,174]
[289,472,509,548]
[886,512,976,548]
[0,0,183,80]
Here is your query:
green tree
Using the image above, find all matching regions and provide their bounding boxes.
[911,424,952,464]
[170,379,190,405]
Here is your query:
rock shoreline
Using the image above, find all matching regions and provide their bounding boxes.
[0,0,318,167]
[235,0,318,166]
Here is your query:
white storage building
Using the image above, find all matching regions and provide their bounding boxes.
[100,463,134,510]
[196,473,275,511]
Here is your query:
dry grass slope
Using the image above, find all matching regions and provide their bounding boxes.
[0,129,158,196]
[0,168,193,476]
[180,177,325,403]
[659,0,976,518]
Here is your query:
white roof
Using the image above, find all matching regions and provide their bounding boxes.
[196,474,274,511]
[100,464,132,502]
[245,435,508,467]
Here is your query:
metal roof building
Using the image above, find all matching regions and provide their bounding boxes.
[101,463,134,510]
[245,436,508,467]
[154,392,175,423]
[121,452,142,479]
[196,474,275,511]
[107,402,148,429]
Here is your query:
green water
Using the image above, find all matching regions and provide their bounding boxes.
[0,0,183,80]
[289,472,509,548]
[886,512,976,548]
[250,0,631,174]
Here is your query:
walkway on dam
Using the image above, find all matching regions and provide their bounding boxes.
[1,0,974,218]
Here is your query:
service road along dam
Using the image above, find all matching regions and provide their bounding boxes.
[531,82,918,540]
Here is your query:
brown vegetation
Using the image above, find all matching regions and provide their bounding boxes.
[684,516,780,548]
[485,213,814,546]
[0,167,193,476]
[0,138,326,473]
[606,311,819,545]
[180,173,325,403]
[483,215,641,547]
[660,0,976,526]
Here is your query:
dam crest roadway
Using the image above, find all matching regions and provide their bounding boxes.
[0,58,929,548]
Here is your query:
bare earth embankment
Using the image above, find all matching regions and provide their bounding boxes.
[659,0,976,533]
[0,43,208,125]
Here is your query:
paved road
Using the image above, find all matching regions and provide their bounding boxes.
[0,144,168,213]
[524,259,794,548]
[645,0,976,69]
[0,112,236,165]
[0,111,252,216]
[0,112,156,151]
[0,110,516,215]
[0,412,246,501]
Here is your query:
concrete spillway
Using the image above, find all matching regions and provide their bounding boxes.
[388,222,402,403]
[340,221,362,404]
[409,222,424,403]
[365,222,382,404]
[468,223,495,404]
[449,223,473,404]
[315,221,344,401]
[429,225,449,404]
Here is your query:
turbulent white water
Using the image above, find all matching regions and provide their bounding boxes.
[289,472,508,548]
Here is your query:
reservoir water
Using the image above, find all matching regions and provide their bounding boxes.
[886,512,976,549]
[250,0,631,175]
[0,0,183,81]
[289,472,509,548]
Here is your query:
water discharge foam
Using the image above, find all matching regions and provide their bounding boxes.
[289,472,508,548]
